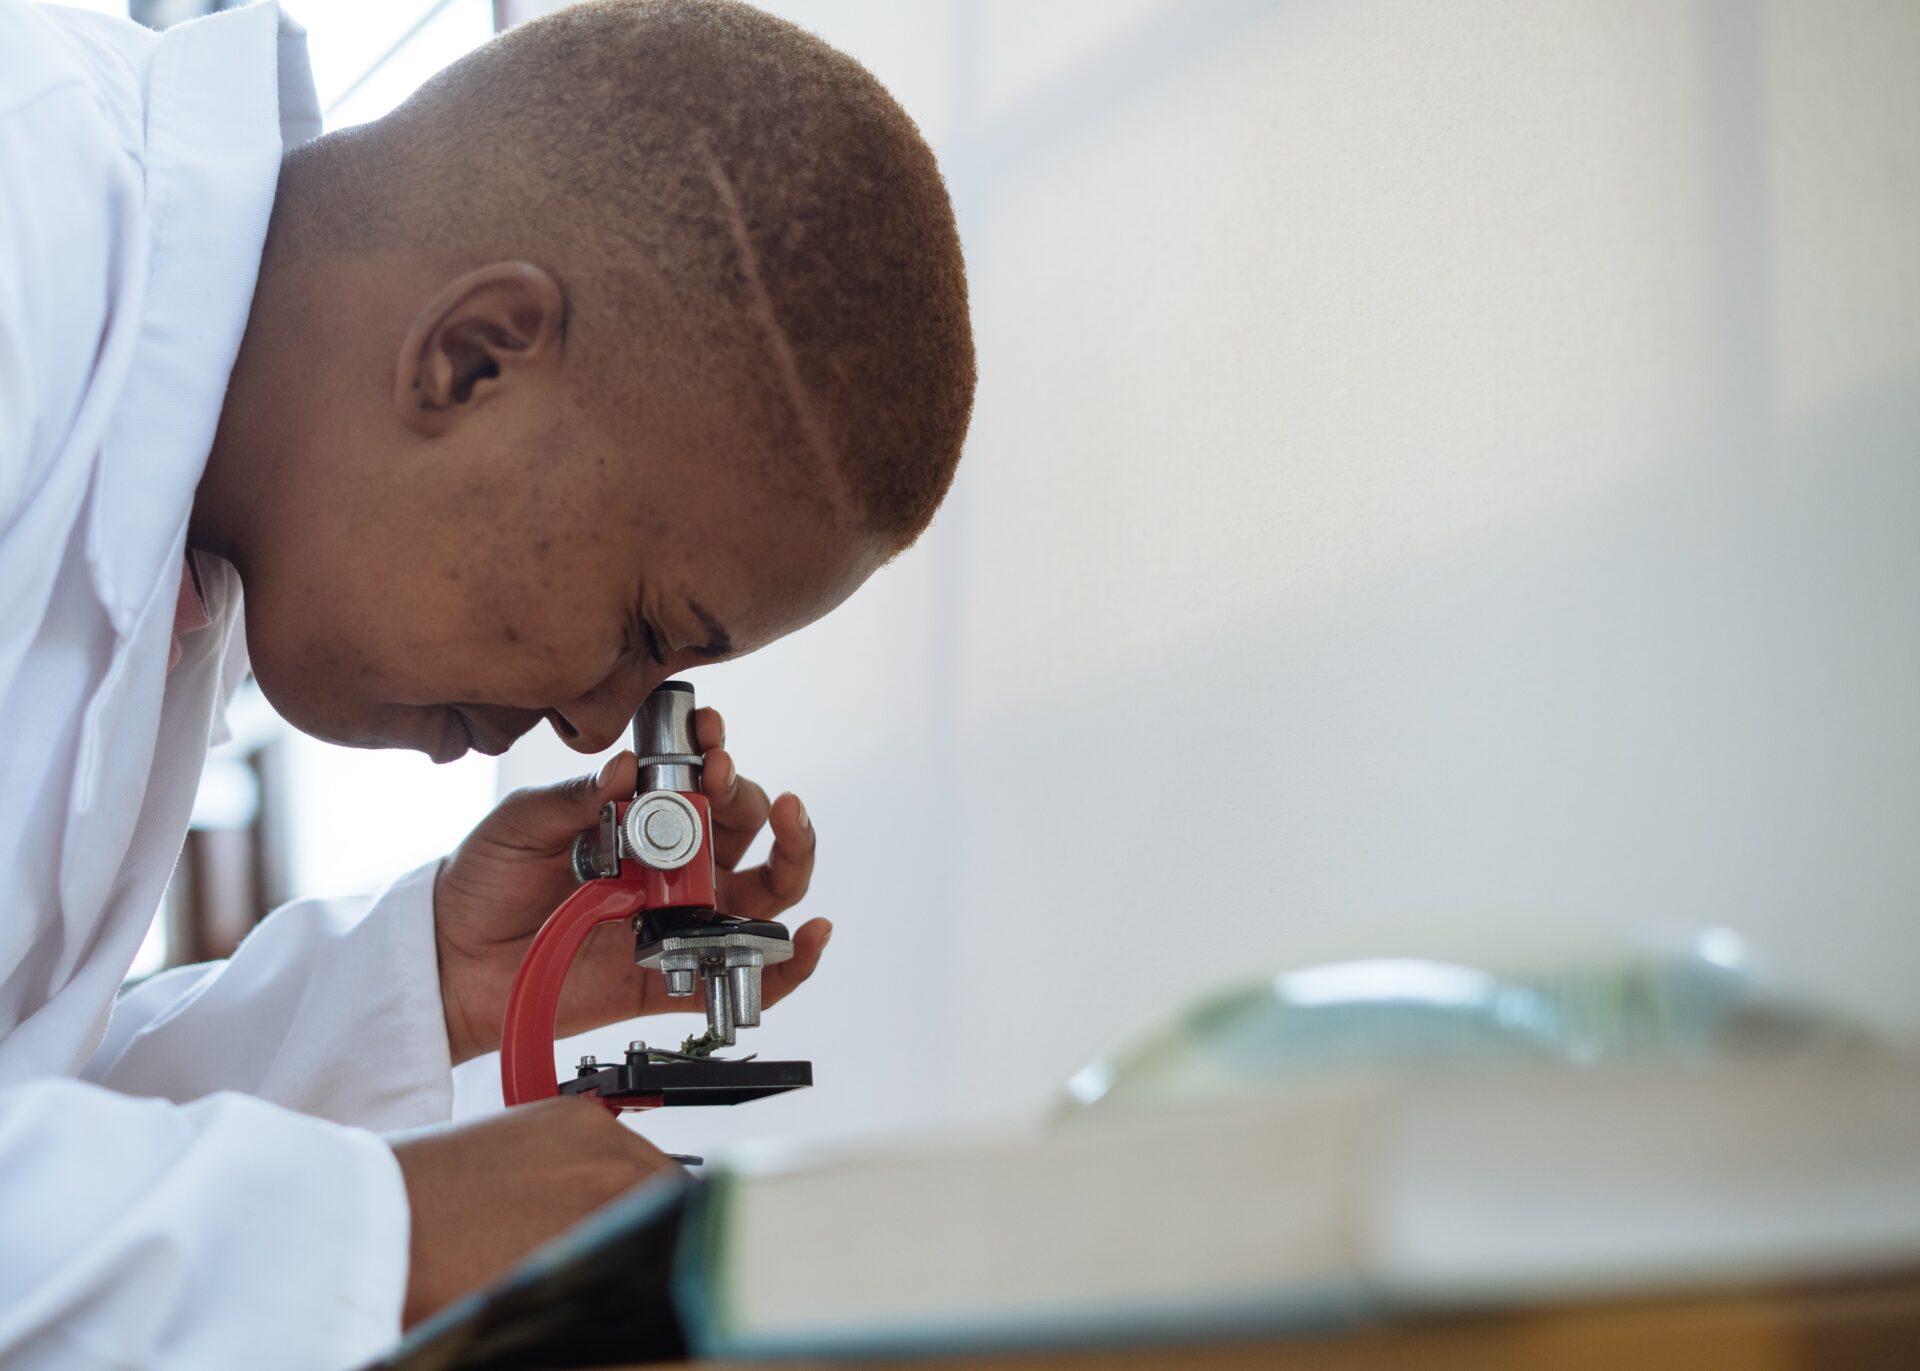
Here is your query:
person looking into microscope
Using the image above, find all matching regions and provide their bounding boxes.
[0,0,973,1364]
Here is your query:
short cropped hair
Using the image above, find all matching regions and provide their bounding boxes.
[301,0,974,547]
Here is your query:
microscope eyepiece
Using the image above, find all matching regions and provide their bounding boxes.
[633,681,702,793]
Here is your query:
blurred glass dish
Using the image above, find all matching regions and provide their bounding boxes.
[1061,927,1878,1116]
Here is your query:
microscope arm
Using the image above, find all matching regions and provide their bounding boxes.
[499,880,645,1106]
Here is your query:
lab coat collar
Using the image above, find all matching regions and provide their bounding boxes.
[85,1,319,638]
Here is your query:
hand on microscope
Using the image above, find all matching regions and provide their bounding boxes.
[430,706,832,1064]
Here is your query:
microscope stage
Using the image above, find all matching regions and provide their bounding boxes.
[561,1058,813,1108]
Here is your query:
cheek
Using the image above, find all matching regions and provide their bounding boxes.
[258,494,618,710]
[431,562,623,706]
[250,541,484,708]
[485,614,626,705]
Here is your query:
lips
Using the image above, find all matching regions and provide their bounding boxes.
[451,708,517,757]
[427,705,534,761]
[431,708,475,764]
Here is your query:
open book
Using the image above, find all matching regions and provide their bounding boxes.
[381,1051,1920,1368]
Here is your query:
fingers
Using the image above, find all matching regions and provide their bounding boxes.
[694,708,779,872]
[702,746,774,870]
[475,750,635,855]
[759,916,831,1010]
[585,750,637,813]
[719,790,815,922]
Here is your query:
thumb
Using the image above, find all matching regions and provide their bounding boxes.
[480,751,637,851]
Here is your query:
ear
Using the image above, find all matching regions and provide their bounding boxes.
[394,261,567,436]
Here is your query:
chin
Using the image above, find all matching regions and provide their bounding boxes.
[246,660,376,750]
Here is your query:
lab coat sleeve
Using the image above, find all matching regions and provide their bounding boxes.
[85,860,458,1131]
[0,1078,409,1370]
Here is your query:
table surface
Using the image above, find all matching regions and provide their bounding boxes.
[664,1271,1920,1371]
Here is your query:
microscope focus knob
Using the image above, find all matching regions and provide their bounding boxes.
[624,791,703,870]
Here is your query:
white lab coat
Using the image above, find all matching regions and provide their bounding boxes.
[0,3,454,1366]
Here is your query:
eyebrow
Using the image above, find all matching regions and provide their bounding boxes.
[683,597,734,658]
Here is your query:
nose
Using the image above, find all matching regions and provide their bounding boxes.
[546,682,646,755]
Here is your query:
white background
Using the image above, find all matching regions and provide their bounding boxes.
[195,1,1920,1162]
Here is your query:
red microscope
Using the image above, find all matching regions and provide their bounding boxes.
[499,682,812,1112]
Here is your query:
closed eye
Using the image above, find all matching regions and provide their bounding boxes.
[637,618,667,666]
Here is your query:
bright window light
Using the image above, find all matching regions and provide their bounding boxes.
[1273,958,1510,1010]
[312,0,496,130]
[280,731,496,899]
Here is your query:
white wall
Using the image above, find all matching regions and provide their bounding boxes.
[447,0,1920,1160]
